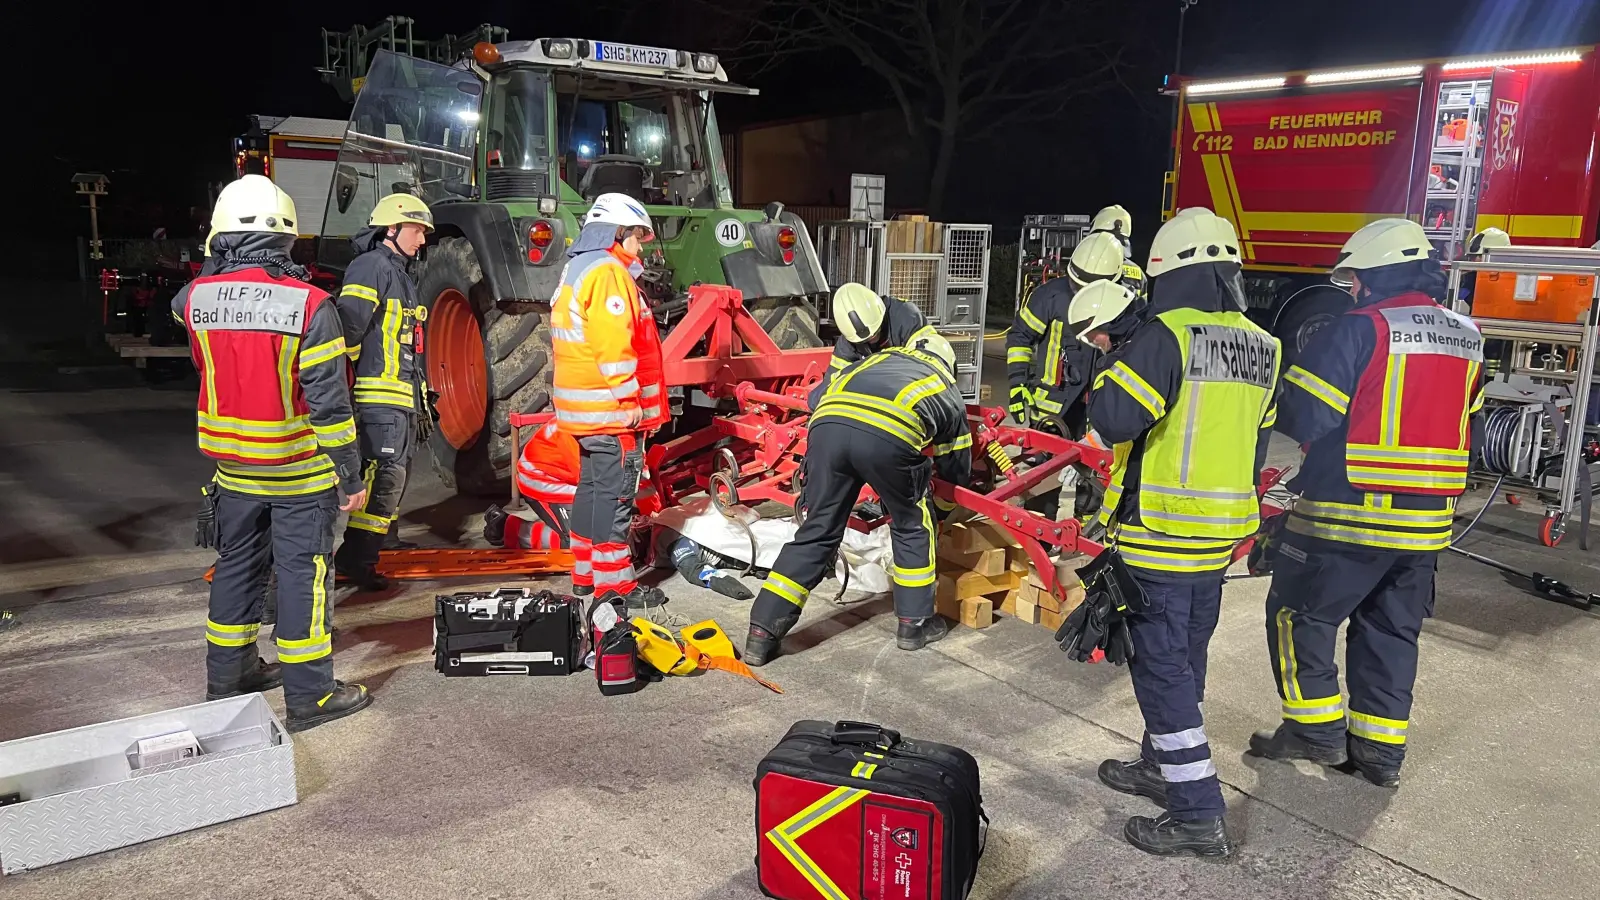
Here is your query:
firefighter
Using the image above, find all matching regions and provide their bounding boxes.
[1088,208,1279,858]
[814,282,935,398]
[551,193,669,608]
[745,332,973,666]
[1091,204,1146,296]
[173,175,370,732]
[1249,219,1483,789]
[1005,231,1125,436]
[1067,280,1143,353]
[332,193,435,590]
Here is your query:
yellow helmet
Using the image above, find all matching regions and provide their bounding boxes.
[1091,204,1133,238]
[1068,232,1126,288]
[209,174,298,240]
[833,282,887,343]
[1147,208,1241,277]
[1067,281,1139,341]
[909,331,957,375]
[1467,226,1510,257]
[370,193,435,231]
[1331,219,1434,287]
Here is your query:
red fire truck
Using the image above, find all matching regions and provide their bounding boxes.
[1165,45,1600,359]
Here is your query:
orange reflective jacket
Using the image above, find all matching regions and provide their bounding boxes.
[514,419,661,514]
[551,245,662,435]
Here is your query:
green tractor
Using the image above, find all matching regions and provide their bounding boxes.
[321,39,828,493]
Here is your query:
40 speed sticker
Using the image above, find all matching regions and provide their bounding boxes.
[714,219,746,247]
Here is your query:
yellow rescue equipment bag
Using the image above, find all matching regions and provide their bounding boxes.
[632,617,697,676]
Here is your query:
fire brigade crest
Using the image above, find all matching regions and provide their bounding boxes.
[890,827,919,850]
[1492,99,1520,171]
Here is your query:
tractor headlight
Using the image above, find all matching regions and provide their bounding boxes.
[692,53,718,74]
[542,39,575,60]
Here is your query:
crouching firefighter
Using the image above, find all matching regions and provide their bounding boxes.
[551,193,669,609]
[177,175,372,732]
[333,193,435,590]
[1249,219,1484,788]
[814,282,936,399]
[1005,231,1127,435]
[746,333,973,665]
[1085,208,1279,858]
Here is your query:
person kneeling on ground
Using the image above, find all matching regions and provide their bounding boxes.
[482,420,753,601]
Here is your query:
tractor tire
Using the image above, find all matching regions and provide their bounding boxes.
[1272,285,1351,366]
[748,295,825,349]
[418,237,552,496]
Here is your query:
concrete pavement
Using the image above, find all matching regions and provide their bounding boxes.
[2,354,1598,898]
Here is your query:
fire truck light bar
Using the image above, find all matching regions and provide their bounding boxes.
[1186,76,1287,96]
[1443,49,1584,71]
[1305,65,1425,85]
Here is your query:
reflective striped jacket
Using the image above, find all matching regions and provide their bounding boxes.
[811,347,974,491]
[516,421,580,504]
[1088,279,1278,580]
[1006,277,1099,418]
[1278,291,1486,552]
[550,245,663,435]
[173,267,363,498]
[337,232,423,411]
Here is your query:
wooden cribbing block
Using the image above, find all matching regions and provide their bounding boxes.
[998,587,1020,617]
[961,597,994,629]
[943,521,1020,554]
[954,569,1020,600]
[938,545,1007,577]
[1014,596,1041,626]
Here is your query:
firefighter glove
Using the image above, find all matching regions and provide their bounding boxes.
[1008,385,1031,422]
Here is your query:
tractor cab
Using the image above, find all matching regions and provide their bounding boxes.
[322,40,828,493]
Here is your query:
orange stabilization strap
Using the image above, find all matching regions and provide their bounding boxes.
[684,646,784,694]
[202,548,575,583]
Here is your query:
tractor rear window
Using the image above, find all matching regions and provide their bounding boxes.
[486,70,550,172]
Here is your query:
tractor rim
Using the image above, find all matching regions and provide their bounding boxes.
[427,288,487,450]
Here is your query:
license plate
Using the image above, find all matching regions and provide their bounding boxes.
[592,41,674,68]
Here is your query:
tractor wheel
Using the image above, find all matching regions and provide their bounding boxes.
[1272,285,1351,366]
[747,295,824,349]
[419,237,552,496]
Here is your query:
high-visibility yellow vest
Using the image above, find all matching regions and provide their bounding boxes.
[1110,307,1280,540]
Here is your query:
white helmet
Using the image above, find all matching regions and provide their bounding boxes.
[209,174,298,240]
[833,282,887,343]
[1467,226,1510,257]
[1090,204,1132,238]
[909,331,957,375]
[1331,218,1434,287]
[1068,232,1126,288]
[1067,281,1139,341]
[584,192,653,231]
[1147,208,1241,277]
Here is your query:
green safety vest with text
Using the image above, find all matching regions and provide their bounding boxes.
[1118,308,1280,539]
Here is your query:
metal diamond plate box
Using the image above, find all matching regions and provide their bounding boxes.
[0,694,296,874]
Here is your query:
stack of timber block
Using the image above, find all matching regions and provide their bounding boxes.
[933,521,1088,632]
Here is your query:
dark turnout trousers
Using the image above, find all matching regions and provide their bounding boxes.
[207,488,337,706]
[1126,574,1227,821]
[335,408,411,576]
[1266,538,1435,766]
[750,422,939,638]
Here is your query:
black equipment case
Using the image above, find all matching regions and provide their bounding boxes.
[433,587,583,676]
[754,720,987,900]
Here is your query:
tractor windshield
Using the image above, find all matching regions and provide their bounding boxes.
[321,50,481,244]
[553,73,733,208]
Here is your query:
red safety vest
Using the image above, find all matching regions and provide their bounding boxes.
[637,304,668,431]
[1345,292,1483,496]
[184,269,329,466]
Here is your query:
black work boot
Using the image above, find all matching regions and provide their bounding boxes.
[745,625,783,667]
[896,615,950,651]
[1124,813,1235,858]
[207,660,284,701]
[1098,757,1169,807]
[482,505,509,546]
[340,567,390,592]
[0,609,17,634]
[610,586,668,610]
[286,682,372,733]
[1248,723,1349,767]
[573,583,595,597]
[1343,738,1402,788]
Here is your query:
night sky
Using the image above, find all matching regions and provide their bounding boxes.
[23,0,1600,252]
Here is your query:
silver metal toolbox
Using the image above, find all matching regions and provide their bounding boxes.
[0,694,296,874]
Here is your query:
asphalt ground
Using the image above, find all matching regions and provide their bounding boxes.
[0,325,1596,898]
